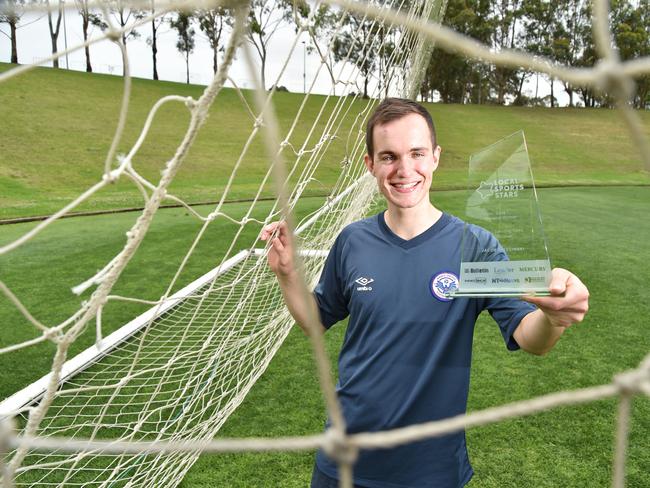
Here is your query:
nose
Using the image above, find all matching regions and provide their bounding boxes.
[395,156,414,177]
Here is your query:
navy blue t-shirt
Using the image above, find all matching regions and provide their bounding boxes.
[314,212,536,488]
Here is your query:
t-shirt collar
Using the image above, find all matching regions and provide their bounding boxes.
[377,211,451,249]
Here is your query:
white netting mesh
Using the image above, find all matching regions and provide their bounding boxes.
[0,1,649,488]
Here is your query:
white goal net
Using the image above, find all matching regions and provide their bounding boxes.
[0,0,649,488]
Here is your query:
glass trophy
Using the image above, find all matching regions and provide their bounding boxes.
[451,131,551,298]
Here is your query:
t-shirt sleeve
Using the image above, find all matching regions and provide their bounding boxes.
[313,233,349,329]
[486,296,536,351]
[473,228,537,351]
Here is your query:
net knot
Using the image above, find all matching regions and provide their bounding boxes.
[295,18,310,31]
[613,359,650,397]
[594,59,635,101]
[322,428,358,466]
[637,353,650,397]
[106,29,121,43]
[102,167,121,184]
[44,327,63,343]
[254,117,264,129]
[0,417,15,457]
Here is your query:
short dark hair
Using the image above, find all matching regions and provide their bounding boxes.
[365,98,437,157]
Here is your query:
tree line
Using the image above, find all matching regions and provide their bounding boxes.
[0,0,390,95]
[1,0,648,108]
[0,0,314,85]
[421,0,649,108]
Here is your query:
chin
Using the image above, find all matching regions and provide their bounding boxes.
[386,196,424,210]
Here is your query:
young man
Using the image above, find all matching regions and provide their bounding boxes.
[260,98,589,488]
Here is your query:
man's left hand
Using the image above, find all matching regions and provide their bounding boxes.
[523,268,589,328]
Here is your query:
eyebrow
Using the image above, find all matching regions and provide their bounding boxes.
[376,147,429,157]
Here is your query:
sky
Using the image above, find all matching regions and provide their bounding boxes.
[0,5,569,104]
[0,8,327,92]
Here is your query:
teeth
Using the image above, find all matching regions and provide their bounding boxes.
[394,182,418,188]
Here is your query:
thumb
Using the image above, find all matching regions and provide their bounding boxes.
[548,268,570,296]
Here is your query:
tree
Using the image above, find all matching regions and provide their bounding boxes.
[170,11,195,84]
[239,0,294,89]
[197,6,229,74]
[147,0,166,80]
[571,0,646,108]
[422,0,491,104]
[375,26,397,98]
[110,0,144,75]
[75,0,107,72]
[611,0,650,108]
[0,0,24,64]
[422,49,467,103]
[553,0,591,107]
[523,0,563,107]
[331,12,386,98]
[572,0,600,107]
[488,0,525,105]
[46,0,63,68]
[289,3,336,93]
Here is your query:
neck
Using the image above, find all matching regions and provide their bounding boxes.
[384,203,442,240]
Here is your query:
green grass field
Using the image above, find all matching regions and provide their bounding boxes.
[1,64,649,487]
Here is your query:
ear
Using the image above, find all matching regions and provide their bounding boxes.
[363,153,374,174]
[432,145,442,172]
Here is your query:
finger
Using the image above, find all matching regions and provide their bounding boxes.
[263,222,279,233]
[521,294,566,310]
[272,236,286,253]
[521,295,557,308]
[272,221,287,238]
[277,221,292,247]
[556,274,589,306]
[523,291,587,312]
[277,220,289,234]
[260,222,280,240]
[272,237,295,269]
[548,267,571,295]
[278,228,291,247]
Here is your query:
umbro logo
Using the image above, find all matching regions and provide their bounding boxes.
[355,277,374,291]
[355,277,374,286]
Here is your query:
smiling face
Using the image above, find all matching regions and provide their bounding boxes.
[364,113,441,213]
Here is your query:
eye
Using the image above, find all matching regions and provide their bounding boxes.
[412,151,424,159]
[380,154,395,162]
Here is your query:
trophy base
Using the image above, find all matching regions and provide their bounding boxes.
[449,289,552,298]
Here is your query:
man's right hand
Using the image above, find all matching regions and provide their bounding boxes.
[260,221,296,279]
[260,221,321,334]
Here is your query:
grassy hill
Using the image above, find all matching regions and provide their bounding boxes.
[1,63,649,220]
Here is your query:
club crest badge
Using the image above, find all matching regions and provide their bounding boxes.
[430,271,459,302]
